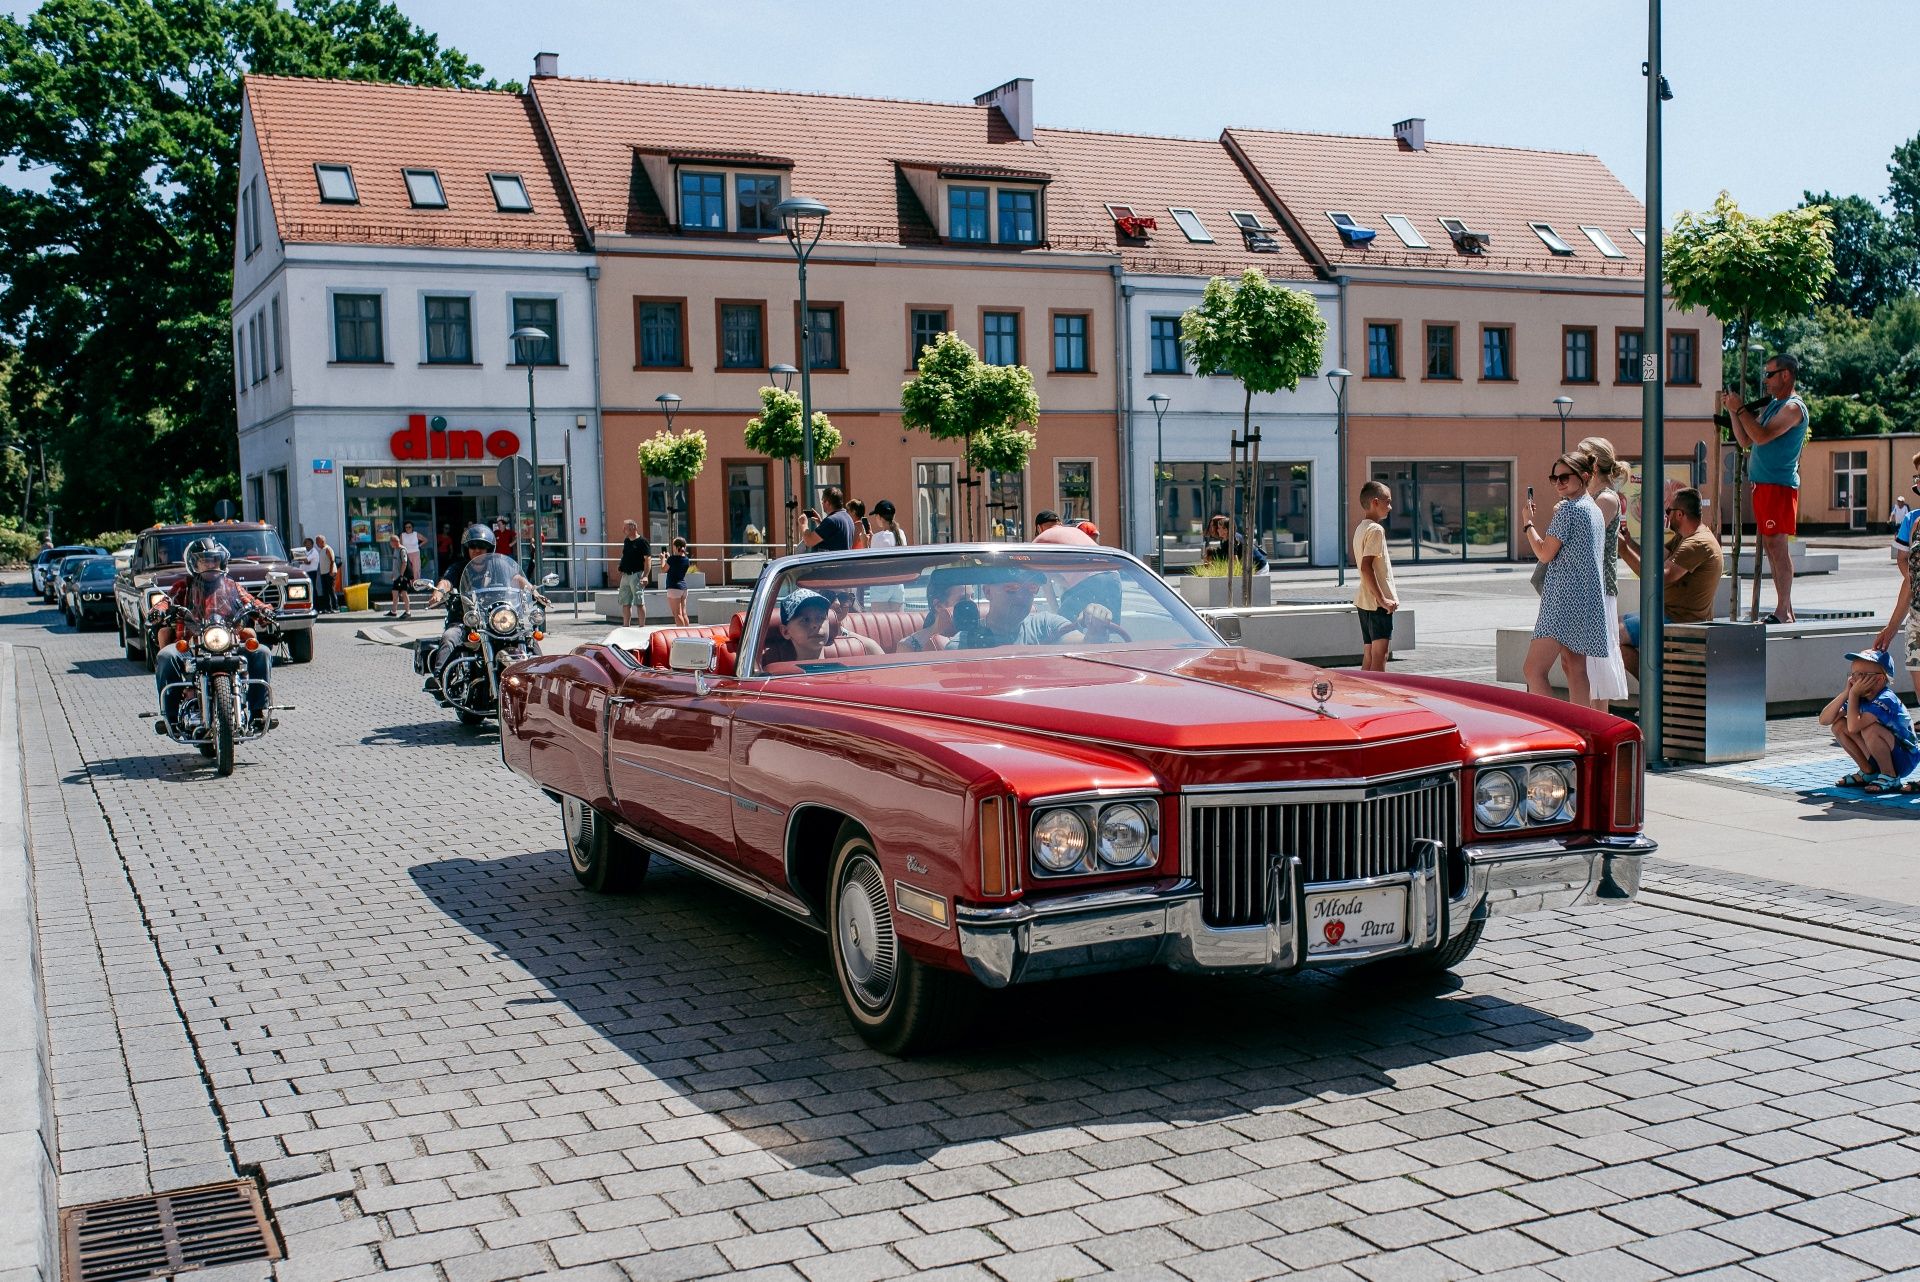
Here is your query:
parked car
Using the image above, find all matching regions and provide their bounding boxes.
[32,544,108,601]
[59,554,118,628]
[499,545,1655,1055]
[112,540,136,571]
[115,522,316,667]
[50,554,96,617]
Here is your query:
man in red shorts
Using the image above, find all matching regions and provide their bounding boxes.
[1723,354,1807,623]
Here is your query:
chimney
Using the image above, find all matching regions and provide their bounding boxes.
[975,77,1034,142]
[1393,117,1426,151]
[533,51,559,79]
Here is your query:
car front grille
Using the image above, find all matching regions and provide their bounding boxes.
[1185,772,1459,928]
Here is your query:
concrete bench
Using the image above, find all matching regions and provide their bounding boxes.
[593,584,746,624]
[1201,604,1416,667]
[1731,540,1839,577]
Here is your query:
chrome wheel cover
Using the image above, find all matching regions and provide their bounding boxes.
[837,851,897,1012]
[562,796,594,874]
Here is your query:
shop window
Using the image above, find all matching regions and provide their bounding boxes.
[1481,326,1514,381]
[736,174,781,232]
[636,299,686,368]
[424,296,472,364]
[679,171,725,230]
[1373,460,1512,562]
[332,293,383,363]
[997,189,1038,244]
[1425,324,1456,379]
[983,311,1019,366]
[725,462,770,546]
[949,187,989,242]
[1616,329,1643,384]
[1052,313,1089,373]
[1156,460,1312,565]
[1563,327,1596,383]
[984,468,1026,540]
[1366,323,1398,378]
[720,302,765,369]
[914,461,957,545]
[1149,316,1184,373]
[510,298,559,365]
[910,308,948,366]
[1668,331,1699,385]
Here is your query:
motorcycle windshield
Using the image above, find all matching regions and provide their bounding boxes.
[186,579,249,623]
[458,554,523,593]
[462,584,533,634]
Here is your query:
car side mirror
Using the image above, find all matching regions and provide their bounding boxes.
[130,557,144,573]
[668,636,716,694]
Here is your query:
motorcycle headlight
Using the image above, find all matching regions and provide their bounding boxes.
[488,606,520,633]
[1096,802,1152,868]
[1474,770,1518,829]
[1031,809,1090,874]
[1525,763,1575,823]
[202,626,233,653]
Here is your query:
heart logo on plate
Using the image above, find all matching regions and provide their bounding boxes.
[1324,920,1345,945]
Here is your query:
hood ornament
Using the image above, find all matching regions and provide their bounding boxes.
[1310,678,1334,714]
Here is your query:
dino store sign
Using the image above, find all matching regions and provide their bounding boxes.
[389,414,522,462]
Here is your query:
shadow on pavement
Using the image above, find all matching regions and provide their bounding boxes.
[361,720,494,748]
[66,657,140,681]
[412,849,1594,1174]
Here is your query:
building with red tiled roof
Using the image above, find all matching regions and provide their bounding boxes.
[233,75,600,590]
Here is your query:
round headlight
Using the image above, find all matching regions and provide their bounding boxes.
[1525,764,1573,822]
[202,626,232,653]
[1474,770,1518,829]
[1097,803,1151,867]
[1032,809,1090,873]
[488,606,519,633]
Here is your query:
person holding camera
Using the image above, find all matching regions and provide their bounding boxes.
[800,486,858,554]
[1723,353,1808,623]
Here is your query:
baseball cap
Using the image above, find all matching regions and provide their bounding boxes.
[1034,510,1061,525]
[872,499,896,520]
[1077,521,1101,541]
[779,588,830,623]
[1845,648,1896,680]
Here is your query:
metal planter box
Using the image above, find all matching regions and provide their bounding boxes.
[1661,621,1766,763]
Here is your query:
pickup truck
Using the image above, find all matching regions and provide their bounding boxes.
[115,521,316,667]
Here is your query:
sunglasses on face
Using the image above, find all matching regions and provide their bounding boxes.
[1549,471,1579,483]
[1763,368,1784,379]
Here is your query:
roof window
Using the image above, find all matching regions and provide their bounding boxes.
[1382,213,1429,249]
[489,172,532,213]
[1326,211,1377,247]
[1167,208,1214,243]
[1104,202,1155,238]
[314,163,358,204]
[1529,222,1575,255]
[1579,225,1626,258]
[1230,210,1279,253]
[1629,227,1648,246]
[404,169,446,209]
[1437,217,1489,254]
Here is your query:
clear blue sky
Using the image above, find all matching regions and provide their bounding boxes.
[4,0,1918,219]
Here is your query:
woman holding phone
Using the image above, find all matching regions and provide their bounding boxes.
[1522,451,1608,705]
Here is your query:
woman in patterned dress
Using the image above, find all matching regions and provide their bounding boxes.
[1579,436,1630,710]
[1522,451,1609,705]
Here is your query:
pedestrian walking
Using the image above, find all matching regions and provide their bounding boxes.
[313,534,337,613]
[1578,436,1630,710]
[664,537,691,625]
[1891,495,1910,538]
[299,537,322,609]
[398,521,423,584]
[616,518,652,628]
[1352,480,1398,672]
[1724,353,1808,622]
[1522,451,1608,705]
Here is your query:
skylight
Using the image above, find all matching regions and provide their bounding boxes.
[489,172,532,212]
[1382,213,1430,249]
[314,163,358,204]
[1579,225,1626,258]
[1167,208,1213,243]
[1529,222,1575,255]
[1629,227,1647,245]
[404,169,446,209]
[1325,211,1377,246]
[1102,203,1137,222]
[1229,211,1279,253]
[1437,217,1490,253]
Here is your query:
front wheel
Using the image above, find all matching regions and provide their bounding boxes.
[826,822,978,1056]
[562,795,649,893]
[210,674,236,777]
[284,630,313,664]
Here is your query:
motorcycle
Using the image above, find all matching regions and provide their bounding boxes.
[414,578,548,727]
[143,598,286,776]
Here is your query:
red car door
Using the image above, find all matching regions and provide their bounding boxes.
[605,668,744,869]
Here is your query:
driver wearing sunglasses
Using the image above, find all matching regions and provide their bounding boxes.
[954,567,1120,650]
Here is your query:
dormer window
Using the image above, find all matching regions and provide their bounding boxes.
[997,189,1038,244]
[489,172,532,213]
[736,175,781,232]
[678,171,724,229]
[404,169,446,209]
[1529,221,1575,255]
[949,187,989,242]
[315,163,358,204]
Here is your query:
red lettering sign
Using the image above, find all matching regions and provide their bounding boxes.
[390,415,521,461]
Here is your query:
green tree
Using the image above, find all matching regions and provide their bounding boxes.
[636,427,708,545]
[1891,131,1920,240]
[1665,192,1834,618]
[744,386,841,549]
[899,332,1039,541]
[1178,270,1326,603]
[0,0,498,535]
[1802,191,1917,315]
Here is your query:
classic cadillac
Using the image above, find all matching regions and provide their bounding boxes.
[500,546,1653,1054]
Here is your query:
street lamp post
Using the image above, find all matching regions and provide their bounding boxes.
[654,393,682,548]
[773,197,830,514]
[769,363,799,549]
[1148,393,1170,569]
[1552,396,1574,456]
[511,326,550,578]
[1325,368,1352,586]
[1640,0,1670,762]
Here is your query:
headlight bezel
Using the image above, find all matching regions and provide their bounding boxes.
[488,605,520,635]
[1029,794,1161,879]
[201,625,233,654]
[1471,758,1578,833]
[1473,770,1519,830]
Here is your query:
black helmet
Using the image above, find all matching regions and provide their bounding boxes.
[184,538,229,583]
[462,523,495,552]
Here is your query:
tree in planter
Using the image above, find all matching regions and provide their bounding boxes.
[1179,271,1326,605]
[900,332,1039,542]
[744,386,841,550]
[1666,193,1833,619]
[636,427,708,574]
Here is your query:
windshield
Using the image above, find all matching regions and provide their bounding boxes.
[751,548,1216,675]
[152,529,289,565]
[457,553,523,595]
[76,557,117,583]
[57,556,93,577]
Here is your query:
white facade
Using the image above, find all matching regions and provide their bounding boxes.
[231,101,600,586]
[1120,274,1343,566]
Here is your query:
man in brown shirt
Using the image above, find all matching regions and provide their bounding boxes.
[1618,486,1725,674]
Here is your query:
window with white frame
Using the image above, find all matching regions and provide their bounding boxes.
[1167,208,1213,242]
[1579,225,1626,258]
[1382,213,1429,248]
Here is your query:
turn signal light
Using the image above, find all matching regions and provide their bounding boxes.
[978,796,1008,897]
[175,640,188,652]
[1612,741,1642,828]
[244,638,259,651]
[466,631,480,644]
[532,631,544,641]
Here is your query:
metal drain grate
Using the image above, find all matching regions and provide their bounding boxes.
[62,1180,279,1282]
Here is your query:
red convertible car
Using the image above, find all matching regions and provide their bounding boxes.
[501,546,1653,1054]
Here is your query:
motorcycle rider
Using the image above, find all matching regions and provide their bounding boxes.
[152,538,275,730]
[424,522,549,678]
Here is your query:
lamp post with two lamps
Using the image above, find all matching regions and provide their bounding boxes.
[1325,367,1351,587]
[1148,393,1170,569]
[510,326,550,578]
[768,363,800,549]
[772,197,830,515]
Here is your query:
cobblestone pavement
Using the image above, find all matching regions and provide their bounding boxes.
[18,581,1920,1282]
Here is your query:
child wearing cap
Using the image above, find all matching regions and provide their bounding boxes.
[1820,648,1920,793]
[762,588,882,667]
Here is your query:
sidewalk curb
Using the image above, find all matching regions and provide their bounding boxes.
[0,643,57,1282]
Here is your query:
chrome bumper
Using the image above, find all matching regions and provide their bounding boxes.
[954,833,1655,988]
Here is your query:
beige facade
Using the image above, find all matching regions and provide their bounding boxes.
[1800,434,1920,533]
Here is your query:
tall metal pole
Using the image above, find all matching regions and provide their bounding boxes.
[1335,381,1350,588]
[526,360,541,579]
[564,424,578,616]
[1151,396,1168,571]
[797,253,817,516]
[1640,0,1667,762]
[40,442,53,544]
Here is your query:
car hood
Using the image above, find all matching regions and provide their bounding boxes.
[770,645,1467,752]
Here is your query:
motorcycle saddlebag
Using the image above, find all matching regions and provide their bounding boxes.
[412,637,436,675]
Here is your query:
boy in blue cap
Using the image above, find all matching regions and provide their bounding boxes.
[1820,648,1920,793]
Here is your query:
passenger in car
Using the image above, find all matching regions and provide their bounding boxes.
[898,570,970,653]
[954,568,1121,649]
[761,589,883,666]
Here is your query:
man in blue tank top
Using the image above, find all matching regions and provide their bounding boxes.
[1723,354,1807,622]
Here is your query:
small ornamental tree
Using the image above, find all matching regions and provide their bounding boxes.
[900,332,1039,540]
[636,428,708,547]
[1666,193,1834,618]
[745,386,840,549]
[1180,270,1326,602]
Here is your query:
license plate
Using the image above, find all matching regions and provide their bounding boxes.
[1307,885,1406,955]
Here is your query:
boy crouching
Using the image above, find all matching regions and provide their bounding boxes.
[1821,648,1920,794]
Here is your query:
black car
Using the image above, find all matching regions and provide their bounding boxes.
[60,555,119,628]
[32,544,107,601]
